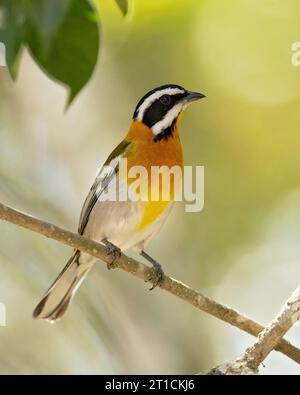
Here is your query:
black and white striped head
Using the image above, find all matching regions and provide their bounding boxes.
[133,84,205,140]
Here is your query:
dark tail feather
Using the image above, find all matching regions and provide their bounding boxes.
[33,251,92,322]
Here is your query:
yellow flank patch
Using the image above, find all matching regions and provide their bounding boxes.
[137,200,169,231]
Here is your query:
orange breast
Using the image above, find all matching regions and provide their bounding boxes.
[126,121,184,192]
[125,121,184,230]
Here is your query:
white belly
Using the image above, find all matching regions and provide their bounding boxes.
[82,199,173,252]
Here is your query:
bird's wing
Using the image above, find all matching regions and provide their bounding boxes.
[78,140,132,235]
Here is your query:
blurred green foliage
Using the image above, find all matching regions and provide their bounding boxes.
[0,0,106,103]
[115,0,128,16]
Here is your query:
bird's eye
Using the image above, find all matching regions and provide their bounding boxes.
[160,95,171,105]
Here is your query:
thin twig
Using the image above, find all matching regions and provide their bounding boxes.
[211,285,300,374]
[0,201,300,366]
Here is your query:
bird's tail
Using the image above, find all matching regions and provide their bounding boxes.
[33,250,92,322]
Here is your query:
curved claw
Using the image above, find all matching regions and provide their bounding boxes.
[103,239,121,269]
[149,262,164,290]
[140,250,165,290]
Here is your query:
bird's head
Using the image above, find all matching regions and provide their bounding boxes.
[133,84,205,141]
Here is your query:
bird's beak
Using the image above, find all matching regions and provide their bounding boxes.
[185,91,206,102]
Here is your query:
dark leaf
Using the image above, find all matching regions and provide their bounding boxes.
[26,0,100,105]
[115,0,128,16]
[0,0,24,79]
[0,0,100,105]
[26,0,71,49]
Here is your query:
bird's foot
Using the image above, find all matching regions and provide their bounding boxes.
[103,239,121,270]
[140,250,165,290]
[149,261,164,290]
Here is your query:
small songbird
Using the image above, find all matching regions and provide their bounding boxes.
[33,84,205,322]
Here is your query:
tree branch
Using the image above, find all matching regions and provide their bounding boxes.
[0,201,300,366]
[209,285,300,374]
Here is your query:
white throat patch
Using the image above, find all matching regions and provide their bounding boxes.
[136,87,185,122]
[152,103,183,135]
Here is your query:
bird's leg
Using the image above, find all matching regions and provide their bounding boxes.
[102,239,121,270]
[140,250,165,290]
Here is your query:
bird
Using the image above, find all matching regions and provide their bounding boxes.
[33,84,205,322]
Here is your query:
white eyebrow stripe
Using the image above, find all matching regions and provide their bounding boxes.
[152,102,183,135]
[136,87,185,121]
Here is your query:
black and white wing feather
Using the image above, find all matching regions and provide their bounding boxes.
[78,140,131,235]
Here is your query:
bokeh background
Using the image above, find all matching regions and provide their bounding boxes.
[1,0,300,374]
